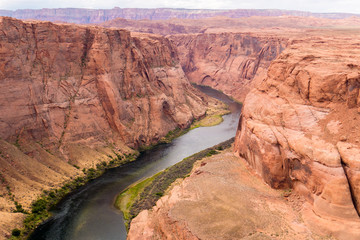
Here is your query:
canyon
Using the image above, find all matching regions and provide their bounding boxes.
[1,8,360,24]
[104,16,360,102]
[169,33,286,101]
[0,16,213,238]
[127,31,360,239]
[0,8,360,240]
[107,16,360,240]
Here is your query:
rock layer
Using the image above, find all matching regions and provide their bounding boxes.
[169,33,287,101]
[0,17,207,149]
[1,8,360,24]
[102,16,360,36]
[0,17,208,238]
[234,36,360,239]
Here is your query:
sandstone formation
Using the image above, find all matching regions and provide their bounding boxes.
[0,17,209,238]
[1,11,359,240]
[1,8,360,24]
[104,17,360,103]
[169,33,287,102]
[102,16,360,36]
[128,149,327,240]
[0,17,208,149]
[234,36,360,239]
[101,16,360,239]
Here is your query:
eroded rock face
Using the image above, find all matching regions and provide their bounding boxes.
[0,17,206,149]
[169,33,287,101]
[0,17,208,238]
[234,36,360,239]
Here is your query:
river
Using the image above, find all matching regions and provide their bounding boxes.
[28,85,242,240]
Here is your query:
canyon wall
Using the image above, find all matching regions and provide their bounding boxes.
[169,33,287,101]
[0,17,208,238]
[103,17,360,104]
[101,16,360,36]
[0,17,206,149]
[1,8,359,24]
[234,36,360,239]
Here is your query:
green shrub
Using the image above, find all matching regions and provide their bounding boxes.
[206,149,218,157]
[155,192,163,197]
[48,191,56,198]
[72,164,80,169]
[86,168,97,180]
[14,201,25,213]
[31,199,47,213]
[11,228,21,237]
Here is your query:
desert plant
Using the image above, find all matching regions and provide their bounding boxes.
[11,228,21,237]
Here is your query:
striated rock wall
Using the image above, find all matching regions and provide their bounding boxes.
[0,17,208,238]
[234,36,360,239]
[169,33,287,101]
[0,17,206,149]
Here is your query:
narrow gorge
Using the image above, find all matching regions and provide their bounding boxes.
[169,33,286,101]
[0,16,211,238]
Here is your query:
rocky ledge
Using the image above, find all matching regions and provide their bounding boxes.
[128,148,327,239]
[234,36,360,239]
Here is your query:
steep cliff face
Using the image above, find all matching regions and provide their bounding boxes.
[1,8,359,24]
[101,18,204,35]
[169,33,287,101]
[234,36,360,239]
[0,17,206,149]
[0,17,208,238]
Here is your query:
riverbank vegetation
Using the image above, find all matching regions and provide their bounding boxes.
[115,138,234,229]
[189,101,230,130]
[158,99,230,146]
[10,152,139,240]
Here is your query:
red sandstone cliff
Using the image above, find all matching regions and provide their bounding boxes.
[0,17,207,149]
[0,17,209,238]
[103,17,360,103]
[169,33,287,101]
[126,34,360,240]
[234,36,360,239]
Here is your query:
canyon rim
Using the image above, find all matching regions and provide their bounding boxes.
[0,6,360,240]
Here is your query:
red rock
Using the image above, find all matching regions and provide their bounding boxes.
[0,17,207,149]
[0,16,210,236]
[169,33,287,102]
[234,36,360,239]
[102,16,360,103]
